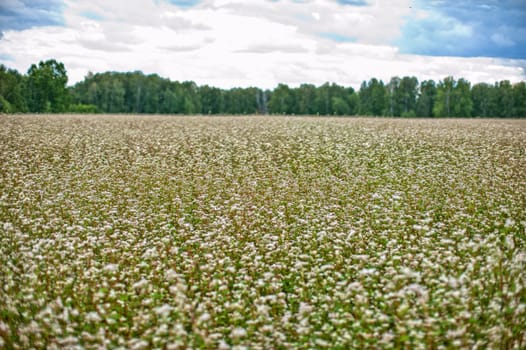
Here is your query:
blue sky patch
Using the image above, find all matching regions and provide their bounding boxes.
[0,0,64,33]
[165,0,201,7]
[80,11,104,21]
[396,0,526,59]
[0,53,14,62]
[337,0,369,6]
[320,32,357,43]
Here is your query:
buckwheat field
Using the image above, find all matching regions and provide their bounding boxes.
[1,114,525,349]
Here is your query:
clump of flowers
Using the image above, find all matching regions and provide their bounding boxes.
[0,114,525,348]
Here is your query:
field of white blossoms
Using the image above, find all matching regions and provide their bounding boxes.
[0,114,525,349]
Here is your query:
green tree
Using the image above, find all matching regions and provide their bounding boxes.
[256,89,268,115]
[120,71,144,113]
[98,75,125,113]
[70,72,125,113]
[433,77,454,117]
[346,92,359,115]
[496,80,514,117]
[471,83,497,117]
[314,83,330,115]
[141,74,162,113]
[453,78,473,117]
[387,77,400,116]
[268,84,295,114]
[512,82,526,117]
[433,77,472,117]
[359,78,387,116]
[295,84,317,115]
[232,87,260,114]
[86,81,98,106]
[0,64,27,112]
[68,103,98,113]
[25,59,69,112]
[160,87,179,113]
[331,96,350,115]
[398,76,419,117]
[0,95,12,113]
[329,83,357,115]
[180,81,201,114]
[416,80,437,117]
[200,85,223,114]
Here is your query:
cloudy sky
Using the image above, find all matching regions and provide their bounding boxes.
[0,0,525,89]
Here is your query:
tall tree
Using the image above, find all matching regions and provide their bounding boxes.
[329,83,356,115]
[160,86,179,114]
[387,77,400,116]
[433,77,472,117]
[314,83,332,115]
[268,84,295,114]
[180,81,201,114]
[331,96,351,115]
[359,78,387,116]
[200,85,223,114]
[0,65,27,112]
[416,80,437,117]
[398,76,419,117]
[471,83,497,117]
[256,89,268,115]
[433,77,455,117]
[496,80,514,117]
[295,84,317,115]
[512,82,526,117]
[346,90,359,115]
[453,78,473,117]
[25,59,69,112]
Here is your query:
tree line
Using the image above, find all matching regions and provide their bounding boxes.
[1,59,526,117]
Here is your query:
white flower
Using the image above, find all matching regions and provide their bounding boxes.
[85,311,101,322]
[103,263,119,273]
[218,340,230,350]
[165,269,179,282]
[406,283,427,296]
[504,218,515,228]
[132,278,149,290]
[448,277,459,289]
[298,302,313,315]
[314,339,330,347]
[0,321,9,333]
[169,285,178,295]
[57,336,79,346]
[167,343,183,350]
[197,312,211,323]
[142,247,157,259]
[359,268,376,277]
[381,331,395,344]
[130,339,149,350]
[446,327,465,339]
[155,304,172,317]
[231,327,247,339]
[505,235,515,250]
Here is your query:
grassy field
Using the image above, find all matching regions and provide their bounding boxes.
[0,114,525,349]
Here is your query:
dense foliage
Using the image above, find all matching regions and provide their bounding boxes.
[1,115,525,348]
[25,60,69,113]
[1,60,526,116]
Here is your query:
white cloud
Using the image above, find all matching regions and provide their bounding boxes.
[0,0,524,89]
